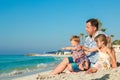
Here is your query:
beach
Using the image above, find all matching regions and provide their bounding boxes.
[12,52,120,80]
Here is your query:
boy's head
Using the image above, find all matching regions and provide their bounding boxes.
[70,35,80,46]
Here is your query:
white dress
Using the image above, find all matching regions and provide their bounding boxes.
[94,51,111,69]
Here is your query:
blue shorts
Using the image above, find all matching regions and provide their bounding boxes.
[68,57,80,72]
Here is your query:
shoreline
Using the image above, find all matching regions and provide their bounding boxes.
[12,68,120,80]
[12,71,52,80]
[12,52,120,80]
[0,54,66,80]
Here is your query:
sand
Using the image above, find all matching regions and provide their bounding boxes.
[13,52,120,80]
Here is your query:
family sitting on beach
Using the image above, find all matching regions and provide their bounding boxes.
[50,18,117,75]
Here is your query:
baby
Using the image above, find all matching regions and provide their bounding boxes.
[62,35,89,71]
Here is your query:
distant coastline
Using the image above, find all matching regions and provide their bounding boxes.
[25,53,72,57]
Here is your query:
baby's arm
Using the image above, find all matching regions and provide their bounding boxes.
[107,48,117,68]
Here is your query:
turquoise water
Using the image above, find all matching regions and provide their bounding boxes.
[0,55,63,79]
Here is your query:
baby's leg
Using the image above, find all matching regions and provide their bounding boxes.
[78,63,84,70]
[84,60,89,70]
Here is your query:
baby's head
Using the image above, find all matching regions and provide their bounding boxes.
[95,34,107,48]
[70,35,80,46]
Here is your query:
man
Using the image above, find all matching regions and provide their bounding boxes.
[84,18,117,68]
[84,18,106,67]
[50,18,117,75]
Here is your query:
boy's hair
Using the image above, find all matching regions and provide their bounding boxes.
[86,18,99,31]
[70,35,80,43]
[95,34,111,48]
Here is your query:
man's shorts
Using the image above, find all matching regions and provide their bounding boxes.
[68,57,80,72]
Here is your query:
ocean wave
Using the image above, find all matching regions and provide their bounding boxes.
[0,62,59,79]
[37,63,48,68]
[54,57,63,60]
[36,62,59,69]
[0,56,62,79]
[0,68,30,78]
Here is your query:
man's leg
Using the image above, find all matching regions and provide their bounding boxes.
[50,57,69,75]
[66,64,73,72]
[67,63,80,72]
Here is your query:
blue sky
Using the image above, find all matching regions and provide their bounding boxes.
[0,0,120,54]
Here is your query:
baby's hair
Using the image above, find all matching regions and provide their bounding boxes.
[70,35,80,43]
[95,34,111,48]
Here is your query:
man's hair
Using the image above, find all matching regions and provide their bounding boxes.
[70,35,80,43]
[86,18,99,31]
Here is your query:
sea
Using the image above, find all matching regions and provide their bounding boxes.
[0,54,63,80]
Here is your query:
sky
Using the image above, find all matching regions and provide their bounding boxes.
[0,0,120,54]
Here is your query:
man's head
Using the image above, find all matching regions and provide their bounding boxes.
[86,18,99,37]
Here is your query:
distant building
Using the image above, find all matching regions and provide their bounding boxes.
[64,51,71,55]
[56,50,71,55]
[56,50,64,55]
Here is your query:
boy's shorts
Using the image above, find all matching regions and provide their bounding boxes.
[68,57,80,72]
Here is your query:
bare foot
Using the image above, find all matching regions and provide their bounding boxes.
[85,68,97,74]
[71,72,77,74]
[65,71,77,74]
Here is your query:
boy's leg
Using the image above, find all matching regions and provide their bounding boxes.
[50,57,69,75]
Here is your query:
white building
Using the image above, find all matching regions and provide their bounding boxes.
[56,50,71,55]
[64,51,71,55]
